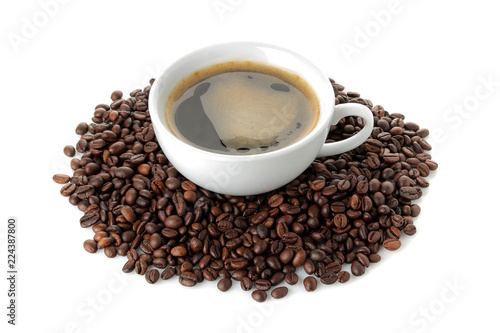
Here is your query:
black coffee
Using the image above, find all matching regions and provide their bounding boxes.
[165,61,319,154]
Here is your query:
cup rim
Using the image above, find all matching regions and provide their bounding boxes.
[149,41,334,161]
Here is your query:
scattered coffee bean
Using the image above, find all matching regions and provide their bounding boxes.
[218,277,232,292]
[54,78,436,301]
[351,261,365,277]
[179,272,198,287]
[63,145,75,157]
[338,271,350,283]
[53,174,70,184]
[83,239,97,253]
[304,276,318,292]
[383,239,402,251]
[145,269,160,284]
[251,290,267,302]
[285,272,299,285]
[271,286,288,299]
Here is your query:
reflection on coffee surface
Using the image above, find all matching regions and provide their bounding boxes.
[165,61,319,154]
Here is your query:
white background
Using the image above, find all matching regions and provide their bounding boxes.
[1,0,499,332]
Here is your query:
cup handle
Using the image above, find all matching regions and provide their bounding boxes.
[317,103,374,158]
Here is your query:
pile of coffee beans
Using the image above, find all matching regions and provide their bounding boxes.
[53,78,437,302]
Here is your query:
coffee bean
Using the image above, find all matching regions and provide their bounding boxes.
[80,212,99,228]
[104,246,117,258]
[365,139,383,152]
[217,277,232,292]
[255,279,272,291]
[60,182,76,197]
[303,276,317,292]
[76,185,94,199]
[179,272,197,287]
[75,122,88,135]
[320,272,337,285]
[171,246,187,257]
[270,272,285,286]
[251,290,267,302]
[404,224,417,236]
[338,271,350,283]
[399,186,422,200]
[53,175,71,186]
[310,249,326,262]
[351,260,365,276]
[83,239,97,253]
[135,259,148,275]
[97,237,114,249]
[64,145,76,157]
[111,90,123,101]
[121,259,136,273]
[268,194,284,207]
[292,249,306,267]
[145,269,160,284]
[325,261,342,274]
[285,272,299,285]
[271,286,288,299]
[240,277,253,291]
[161,266,175,280]
[120,206,136,223]
[383,239,402,251]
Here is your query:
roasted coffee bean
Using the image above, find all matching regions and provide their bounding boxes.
[279,248,294,264]
[404,224,417,236]
[252,290,267,302]
[292,249,307,267]
[338,271,350,283]
[145,269,160,284]
[83,239,97,253]
[76,185,94,199]
[75,122,88,135]
[179,272,198,287]
[285,272,299,285]
[240,277,253,291]
[320,272,338,285]
[171,246,187,257]
[399,186,422,200]
[80,213,99,228]
[161,266,176,280]
[217,277,232,292]
[64,145,76,157]
[325,261,342,274]
[111,90,123,101]
[304,276,318,292]
[53,174,70,184]
[351,260,365,276]
[104,245,117,258]
[383,239,402,251]
[271,286,288,299]
[268,194,284,207]
[60,182,77,197]
[270,272,285,286]
[255,279,272,291]
[135,259,148,275]
[310,249,326,262]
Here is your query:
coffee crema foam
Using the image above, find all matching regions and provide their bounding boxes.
[165,61,319,155]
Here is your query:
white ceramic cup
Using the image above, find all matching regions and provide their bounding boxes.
[149,42,374,195]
